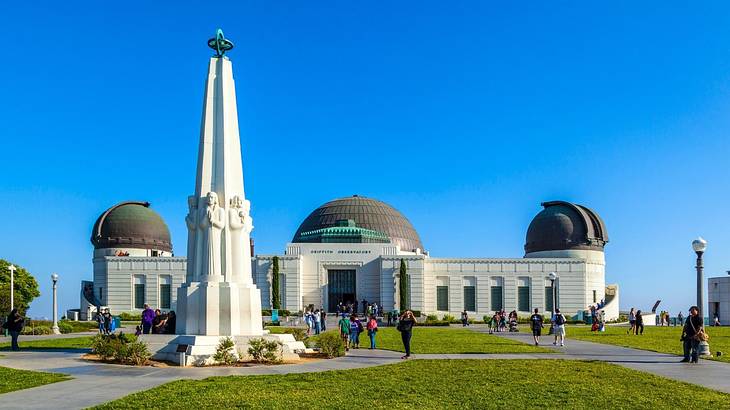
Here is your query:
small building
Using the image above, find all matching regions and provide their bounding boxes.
[708,276,730,324]
[79,201,186,319]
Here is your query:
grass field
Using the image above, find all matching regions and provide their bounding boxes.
[0,336,93,351]
[0,366,70,393]
[93,359,730,409]
[569,325,730,362]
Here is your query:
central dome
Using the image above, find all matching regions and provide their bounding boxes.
[91,201,172,252]
[293,195,424,251]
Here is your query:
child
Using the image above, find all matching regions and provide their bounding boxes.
[135,325,142,337]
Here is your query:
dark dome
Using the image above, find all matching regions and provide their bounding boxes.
[91,201,172,252]
[524,201,608,255]
[293,195,424,251]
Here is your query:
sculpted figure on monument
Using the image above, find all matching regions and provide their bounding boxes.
[185,195,199,282]
[199,191,226,279]
[228,195,252,282]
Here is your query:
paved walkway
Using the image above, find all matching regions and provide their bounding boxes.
[2,328,730,408]
[481,328,730,394]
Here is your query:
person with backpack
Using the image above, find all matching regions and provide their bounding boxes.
[350,315,363,349]
[3,309,24,351]
[552,308,566,347]
[529,308,544,345]
[367,314,378,349]
[338,314,351,351]
[680,306,705,363]
[397,310,416,359]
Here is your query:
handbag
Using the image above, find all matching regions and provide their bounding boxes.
[690,319,709,341]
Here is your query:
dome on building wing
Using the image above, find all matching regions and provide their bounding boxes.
[524,201,608,255]
[91,201,172,252]
[293,195,424,252]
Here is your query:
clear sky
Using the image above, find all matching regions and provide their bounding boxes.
[2,2,730,318]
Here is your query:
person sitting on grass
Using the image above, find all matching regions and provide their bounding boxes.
[338,314,351,351]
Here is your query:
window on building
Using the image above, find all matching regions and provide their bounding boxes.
[437,286,449,311]
[490,277,503,311]
[134,276,145,309]
[463,286,476,311]
[160,275,172,309]
[517,277,530,312]
[98,287,103,303]
[545,287,554,312]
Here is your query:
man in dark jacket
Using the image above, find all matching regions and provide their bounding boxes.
[4,309,24,351]
[680,306,704,363]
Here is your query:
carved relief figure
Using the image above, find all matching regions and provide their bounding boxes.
[228,195,253,282]
[185,195,199,282]
[199,191,226,279]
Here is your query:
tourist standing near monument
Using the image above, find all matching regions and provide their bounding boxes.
[552,309,566,347]
[634,310,644,335]
[141,304,155,334]
[680,306,705,363]
[530,308,544,345]
[398,310,416,359]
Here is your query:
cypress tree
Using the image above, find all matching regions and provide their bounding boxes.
[399,258,409,310]
[271,256,281,309]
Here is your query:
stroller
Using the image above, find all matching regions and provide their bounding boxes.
[508,319,519,332]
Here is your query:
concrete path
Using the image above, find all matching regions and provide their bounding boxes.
[482,328,730,394]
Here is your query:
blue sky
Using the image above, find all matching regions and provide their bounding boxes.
[2,2,730,318]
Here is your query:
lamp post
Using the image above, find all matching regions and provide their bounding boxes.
[7,265,15,311]
[692,237,707,319]
[548,272,557,314]
[51,273,60,335]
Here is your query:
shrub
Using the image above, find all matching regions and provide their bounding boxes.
[279,327,307,342]
[213,337,237,365]
[411,310,421,318]
[442,314,456,323]
[248,338,283,364]
[57,321,74,334]
[265,321,281,326]
[91,332,150,365]
[426,314,438,322]
[316,331,345,358]
[21,325,52,335]
[261,309,272,316]
[422,320,450,326]
[118,312,142,321]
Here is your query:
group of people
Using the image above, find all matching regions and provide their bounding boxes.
[304,309,326,335]
[95,308,114,334]
[336,300,381,317]
[528,308,567,346]
[627,308,645,335]
[337,313,374,350]
[487,310,518,333]
[139,304,176,335]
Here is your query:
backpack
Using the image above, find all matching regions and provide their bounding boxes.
[357,320,364,332]
[555,314,565,326]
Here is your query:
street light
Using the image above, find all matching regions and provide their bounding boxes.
[7,265,15,311]
[548,272,557,314]
[692,237,707,319]
[51,273,60,335]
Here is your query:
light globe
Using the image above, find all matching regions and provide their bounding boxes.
[692,237,707,253]
[548,272,557,281]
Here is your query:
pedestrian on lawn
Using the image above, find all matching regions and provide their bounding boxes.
[397,310,416,359]
[338,314,351,351]
[627,308,636,335]
[680,306,705,363]
[530,308,544,345]
[367,314,378,349]
[102,308,113,335]
[4,309,24,351]
[349,315,362,348]
[677,311,684,329]
[552,308,566,347]
[96,310,106,334]
[320,309,327,332]
[313,309,322,335]
[461,310,469,327]
[141,304,155,335]
[634,310,644,335]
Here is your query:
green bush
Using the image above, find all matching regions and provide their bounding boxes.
[264,321,281,326]
[248,338,283,364]
[411,310,422,318]
[426,314,438,321]
[118,312,142,321]
[279,327,307,342]
[213,337,237,365]
[442,314,456,323]
[316,331,345,358]
[422,320,450,327]
[21,325,52,335]
[91,332,150,365]
[57,321,73,334]
[261,309,272,316]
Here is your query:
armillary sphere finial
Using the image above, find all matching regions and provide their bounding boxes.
[208,29,234,57]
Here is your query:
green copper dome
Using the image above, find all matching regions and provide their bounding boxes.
[91,201,172,252]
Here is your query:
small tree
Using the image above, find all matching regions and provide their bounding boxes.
[271,256,281,310]
[0,259,40,315]
[399,258,409,311]
[213,337,237,365]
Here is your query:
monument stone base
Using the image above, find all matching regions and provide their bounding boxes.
[176,281,264,336]
[140,333,306,366]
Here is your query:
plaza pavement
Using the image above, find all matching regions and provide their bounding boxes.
[0,327,730,409]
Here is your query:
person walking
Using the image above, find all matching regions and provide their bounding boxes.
[367,314,378,349]
[677,311,684,329]
[627,308,636,335]
[529,308,544,345]
[338,314,351,351]
[313,309,322,335]
[634,310,644,335]
[552,308,566,347]
[349,315,362,349]
[102,308,113,335]
[96,310,106,334]
[320,309,327,332]
[461,310,469,327]
[4,309,24,351]
[680,306,705,363]
[397,310,416,359]
[141,304,155,335]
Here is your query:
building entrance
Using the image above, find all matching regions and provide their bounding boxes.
[328,269,356,312]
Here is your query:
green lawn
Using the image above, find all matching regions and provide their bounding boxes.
[569,325,730,362]
[93,359,730,409]
[0,336,93,351]
[0,366,70,393]
[307,327,547,354]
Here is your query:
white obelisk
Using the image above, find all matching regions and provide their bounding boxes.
[176,30,263,336]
